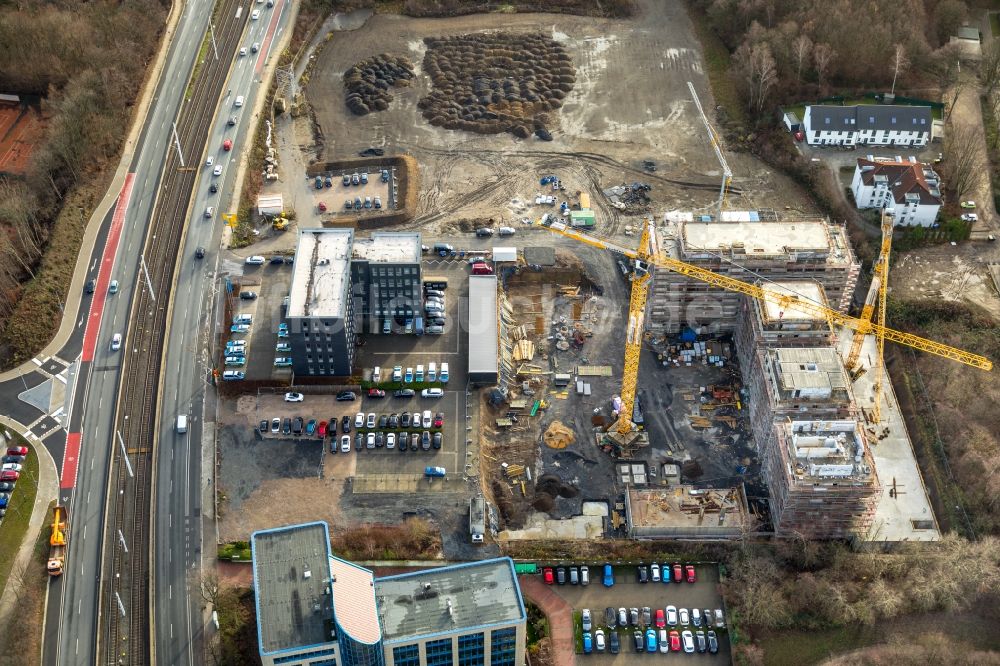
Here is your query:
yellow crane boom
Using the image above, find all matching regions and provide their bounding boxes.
[845,209,893,372]
[613,223,652,435]
[546,220,992,371]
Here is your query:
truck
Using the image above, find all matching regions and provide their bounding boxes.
[470,496,486,544]
[47,505,68,576]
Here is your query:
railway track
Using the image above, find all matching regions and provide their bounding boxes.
[98,0,245,662]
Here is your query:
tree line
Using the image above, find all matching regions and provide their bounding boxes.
[0,0,167,356]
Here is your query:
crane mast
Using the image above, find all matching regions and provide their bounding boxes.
[845,209,894,373]
[688,81,732,218]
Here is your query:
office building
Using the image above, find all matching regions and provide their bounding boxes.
[252,522,527,666]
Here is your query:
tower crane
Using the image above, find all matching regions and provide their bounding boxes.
[542,220,991,439]
[688,81,733,219]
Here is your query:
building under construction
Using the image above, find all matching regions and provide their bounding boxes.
[736,286,881,538]
[647,218,860,334]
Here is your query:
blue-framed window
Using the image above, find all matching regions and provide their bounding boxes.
[426,638,453,666]
[275,648,336,664]
[490,627,517,666]
[392,644,420,666]
[458,632,485,666]
[311,660,337,666]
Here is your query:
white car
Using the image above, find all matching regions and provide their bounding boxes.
[245,256,266,265]
[386,433,396,449]
[666,605,678,626]
[961,213,978,222]
[366,413,376,428]
[682,630,695,653]
[422,410,432,428]
[339,435,350,453]
[412,412,421,428]
[581,608,592,632]
[109,333,122,351]
[283,392,304,402]
[421,388,443,398]
[354,412,365,428]
[1,463,22,472]
[679,608,690,625]
[251,9,260,19]
[239,47,247,57]
[213,164,223,176]
[658,629,669,654]
[594,629,605,652]
[650,562,661,582]
[205,155,214,167]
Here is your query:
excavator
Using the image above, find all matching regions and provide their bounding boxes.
[47,504,67,576]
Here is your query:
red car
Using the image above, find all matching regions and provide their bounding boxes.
[6,446,27,457]
[654,608,665,628]
[669,630,681,652]
[672,563,683,583]
[794,130,804,142]
[433,412,444,428]
[543,567,554,585]
[223,138,233,151]
[368,388,386,398]
[685,564,696,583]
[318,201,327,212]
[0,470,19,482]
[318,421,327,438]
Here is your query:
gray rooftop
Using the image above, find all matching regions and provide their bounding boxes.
[288,228,353,319]
[352,232,421,264]
[469,276,499,375]
[252,522,334,655]
[809,104,932,133]
[375,558,525,642]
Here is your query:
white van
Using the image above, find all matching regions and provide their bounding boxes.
[421,388,443,399]
[428,362,437,382]
[234,95,244,107]
[392,365,402,382]
[440,362,449,383]
[373,366,381,383]
[176,414,187,434]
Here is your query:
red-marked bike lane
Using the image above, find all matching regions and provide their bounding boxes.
[61,173,134,489]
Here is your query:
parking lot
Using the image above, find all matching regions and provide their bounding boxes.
[310,165,396,216]
[228,259,293,380]
[545,563,731,664]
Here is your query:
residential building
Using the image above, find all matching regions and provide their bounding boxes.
[286,229,421,377]
[251,522,527,666]
[803,104,932,147]
[647,219,859,335]
[850,157,942,227]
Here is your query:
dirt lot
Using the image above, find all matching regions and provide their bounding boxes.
[305,0,815,241]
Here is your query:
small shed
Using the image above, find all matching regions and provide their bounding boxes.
[782,111,801,132]
[257,193,283,217]
[570,209,596,228]
[950,26,982,58]
[492,246,518,262]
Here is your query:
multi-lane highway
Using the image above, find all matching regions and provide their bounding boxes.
[0,0,290,663]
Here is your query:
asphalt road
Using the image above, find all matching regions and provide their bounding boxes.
[153,2,291,665]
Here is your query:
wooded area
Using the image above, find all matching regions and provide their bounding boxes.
[0,0,167,366]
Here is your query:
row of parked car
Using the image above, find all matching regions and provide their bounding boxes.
[343,430,442,452]
[582,627,719,655]
[544,562,699,586]
[588,605,724,631]
[0,446,30,519]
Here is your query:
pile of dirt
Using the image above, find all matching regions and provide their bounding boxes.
[533,474,580,513]
[343,53,415,115]
[417,33,575,138]
[543,420,575,449]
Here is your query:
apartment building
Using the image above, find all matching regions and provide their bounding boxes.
[850,157,942,227]
[803,104,932,147]
[647,219,860,335]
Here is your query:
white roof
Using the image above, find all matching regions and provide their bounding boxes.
[761,281,828,322]
[682,220,831,256]
[492,246,518,262]
[288,228,352,318]
[330,557,382,644]
[352,232,421,264]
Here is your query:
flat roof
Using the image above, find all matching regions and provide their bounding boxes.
[772,347,847,392]
[288,228,352,319]
[375,558,525,642]
[330,557,381,644]
[780,419,874,482]
[469,276,498,376]
[352,232,421,264]
[681,220,831,257]
[251,522,334,655]
[492,246,518,262]
[761,281,828,322]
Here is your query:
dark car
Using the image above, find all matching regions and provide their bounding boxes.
[327,417,338,435]
[429,317,446,326]
[228,116,237,126]
[269,256,285,265]
[421,431,431,451]
[707,631,719,654]
[475,227,494,237]
[388,413,399,428]
[336,391,357,402]
[292,417,304,435]
[696,631,707,653]
[258,420,268,433]
[633,630,644,653]
[378,414,389,428]
[432,432,442,449]
[394,389,415,398]
[630,608,639,626]
[282,417,291,435]
[411,432,420,451]
[0,483,12,492]
[375,432,384,448]
[341,415,352,433]
[359,147,385,157]
[239,290,257,300]
[209,183,218,193]
[637,563,649,583]
[399,434,408,451]
[609,630,620,654]
[401,412,411,428]
[195,247,206,259]
[85,279,96,294]
[2,455,24,464]
[605,607,616,627]
[555,567,566,585]
[355,433,363,450]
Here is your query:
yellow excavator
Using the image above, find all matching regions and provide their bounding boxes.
[47,504,67,576]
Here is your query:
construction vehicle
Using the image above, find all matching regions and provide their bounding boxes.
[272,216,289,231]
[47,504,68,576]
[543,218,992,437]
[470,496,486,544]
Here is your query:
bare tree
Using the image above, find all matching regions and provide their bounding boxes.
[813,42,836,88]
[792,33,812,82]
[945,124,985,197]
[199,571,221,607]
[890,43,909,95]
[736,41,778,117]
[981,41,1000,96]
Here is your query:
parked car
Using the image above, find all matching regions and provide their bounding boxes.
[686,564,696,583]
[679,608,690,626]
[650,562,661,582]
[960,200,976,209]
[0,471,19,482]
[386,433,396,449]
[641,607,651,626]
[645,628,657,653]
[637,563,648,583]
[336,391,357,402]
[602,563,614,587]
[673,563,683,582]
[282,418,291,435]
[366,433,376,449]
[556,567,566,585]
[961,213,978,222]
[618,608,628,627]
[609,630,619,654]
[366,413,377,428]
[393,389,415,398]
[658,629,670,654]
[594,629,606,652]
[498,226,516,236]
[432,432,442,449]
[666,605,678,626]
[707,630,719,654]
[317,421,327,438]
[336,435,349,453]
[245,255,266,265]
[284,392,304,402]
[669,630,681,652]
[475,227,494,237]
[605,607,616,627]
[682,630,695,653]
[580,565,590,586]
[714,609,725,628]
[692,608,702,627]
[5,447,26,457]
[368,388,386,398]
[629,608,639,626]
[581,608,592,631]
[271,418,280,434]
[582,632,592,654]
[378,414,389,428]
[273,357,292,367]
[421,388,443,398]
[401,412,411,428]
[696,630,707,653]
[342,415,352,433]
[354,412,365,428]
[654,609,666,628]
